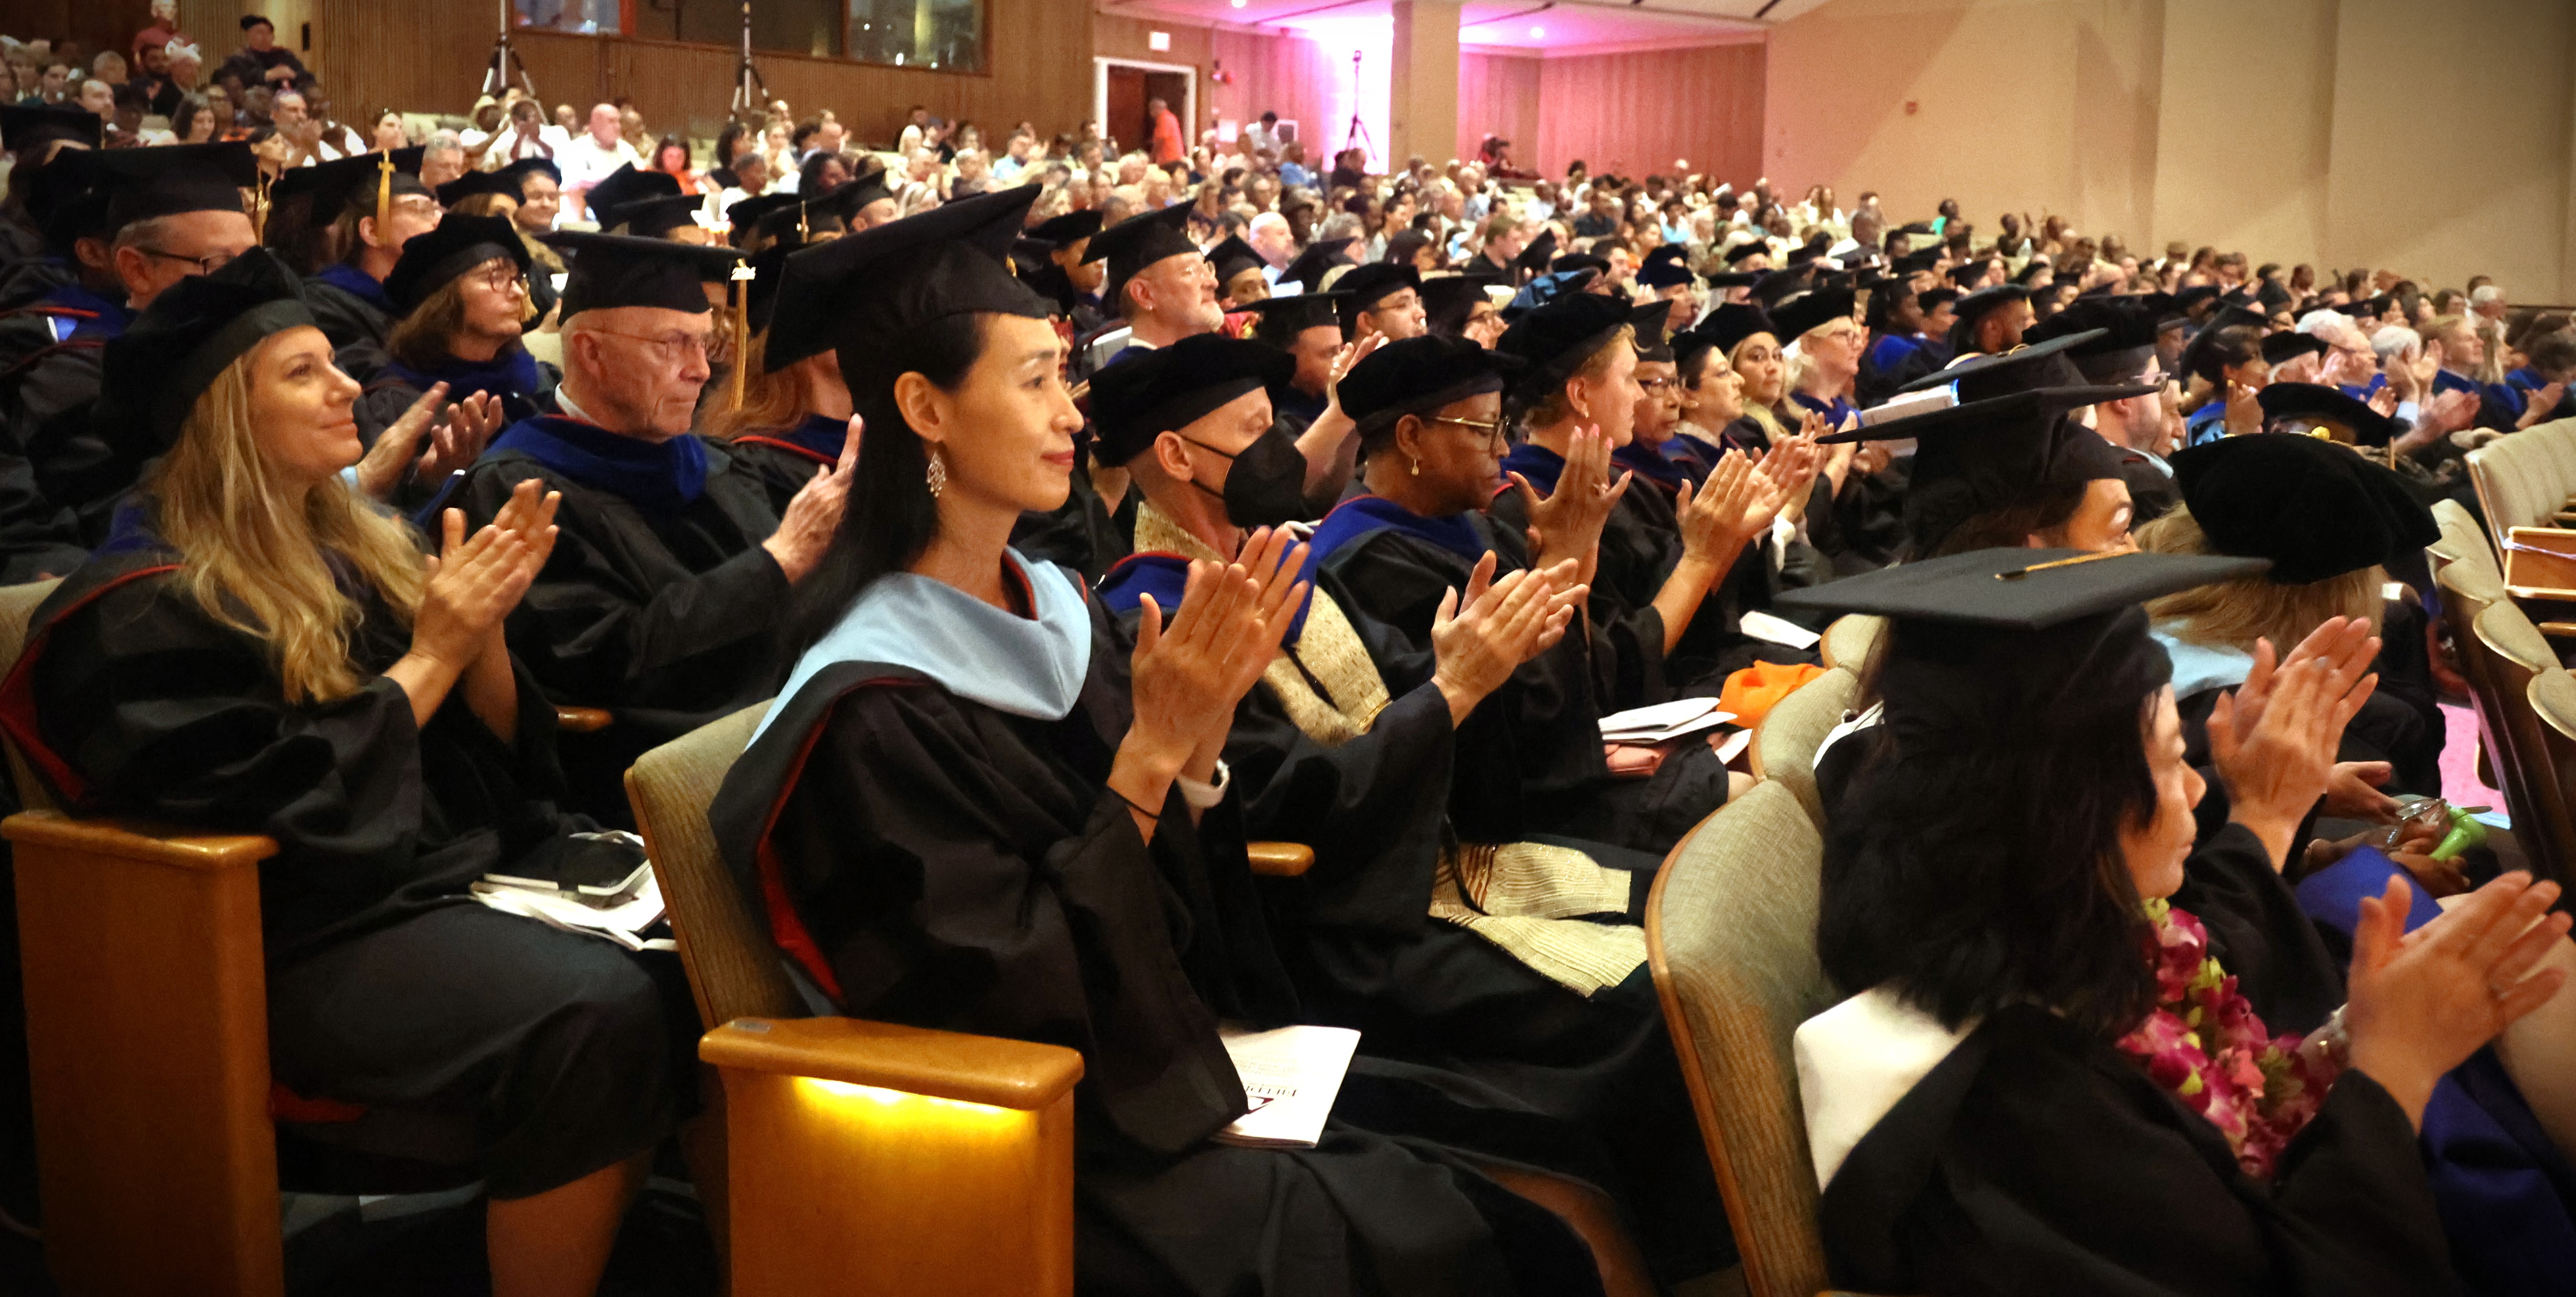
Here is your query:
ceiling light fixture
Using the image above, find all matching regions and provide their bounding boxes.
[1529,24,1545,36]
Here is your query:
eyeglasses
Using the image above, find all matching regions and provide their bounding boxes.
[136,247,235,275]
[467,263,525,294]
[1431,414,1509,448]
[1637,377,1677,394]
[584,328,714,365]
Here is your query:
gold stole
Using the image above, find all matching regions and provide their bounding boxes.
[1132,503,1648,996]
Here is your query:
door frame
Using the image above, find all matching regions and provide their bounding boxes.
[1092,56,1198,148]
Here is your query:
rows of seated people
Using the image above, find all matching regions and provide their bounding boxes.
[2,112,2575,1297]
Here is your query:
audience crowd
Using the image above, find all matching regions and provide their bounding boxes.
[5,7,2576,1297]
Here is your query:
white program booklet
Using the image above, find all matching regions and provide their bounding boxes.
[471,873,667,951]
[1598,698,1737,743]
[1213,1024,1362,1150]
[1741,609,1823,650]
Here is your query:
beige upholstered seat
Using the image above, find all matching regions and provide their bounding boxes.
[2429,497,2501,584]
[1751,667,1859,827]
[1647,780,1876,1297]
[1818,615,1883,674]
[2476,599,2573,883]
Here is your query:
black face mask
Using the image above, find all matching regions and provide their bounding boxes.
[1182,423,1309,527]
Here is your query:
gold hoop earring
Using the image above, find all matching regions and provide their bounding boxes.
[926,446,948,499]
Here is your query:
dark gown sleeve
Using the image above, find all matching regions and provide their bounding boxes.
[21,568,568,959]
[454,459,792,714]
[9,343,131,542]
[1481,490,1673,711]
[0,440,86,582]
[1823,1005,2459,1297]
[2167,823,2347,1036]
[744,673,1252,1157]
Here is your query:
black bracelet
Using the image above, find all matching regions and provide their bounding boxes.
[1113,788,1161,821]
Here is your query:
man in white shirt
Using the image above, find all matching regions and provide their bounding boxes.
[1241,111,1281,160]
[558,102,643,219]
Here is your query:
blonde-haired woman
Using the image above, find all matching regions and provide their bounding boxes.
[2137,432,2447,820]
[1,251,684,1297]
[700,242,857,514]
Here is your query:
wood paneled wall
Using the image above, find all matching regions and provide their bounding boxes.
[284,0,1091,148]
[1210,28,1337,161]
[1532,41,1763,183]
[1456,52,1537,167]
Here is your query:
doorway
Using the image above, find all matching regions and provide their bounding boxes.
[1093,58,1197,159]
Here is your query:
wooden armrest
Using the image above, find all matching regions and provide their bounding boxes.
[554,706,613,733]
[700,1016,1083,1111]
[2509,586,2576,601]
[1,809,277,872]
[1247,840,1314,877]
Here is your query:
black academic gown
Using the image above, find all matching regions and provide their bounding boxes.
[4,544,681,1196]
[9,328,126,543]
[351,348,558,451]
[709,597,1608,1297]
[305,265,396,383]
[1318,505,1731,856]
[1101,559,1731,1281]
[447,418,792,827]
[716,413,845,517]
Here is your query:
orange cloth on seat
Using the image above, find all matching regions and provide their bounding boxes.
[1717,660,1828,728]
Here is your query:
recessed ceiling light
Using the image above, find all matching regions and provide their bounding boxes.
[1529,24,1545,36]
[1232,0,1247,8]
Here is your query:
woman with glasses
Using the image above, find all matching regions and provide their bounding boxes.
[1488,293,1807,711]
[353,215,538,480]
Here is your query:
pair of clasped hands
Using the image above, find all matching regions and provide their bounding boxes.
[1505,421,1825,594]
[1109,530,1592,839]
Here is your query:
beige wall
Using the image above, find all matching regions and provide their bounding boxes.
[1766,0,2576,302]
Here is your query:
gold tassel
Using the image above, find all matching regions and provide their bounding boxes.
[374,148,394,241]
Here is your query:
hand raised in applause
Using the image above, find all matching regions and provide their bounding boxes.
[1129,527,1309,758]
[763,417,861,583]
[1430,553,1585,724]
[2209,644,2378,869]
[1516,424,1627,588]
[356,383,507,501]
[2345,870,2570,1127]
[413,506,538,671]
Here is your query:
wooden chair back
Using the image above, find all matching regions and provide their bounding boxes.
[1751,668,1859,828]
[2430,498,2501,585]
[1644,781,1840,1297]
[0,578,287,1297]
[2476,599,2574,884]
[623,702,802,1032]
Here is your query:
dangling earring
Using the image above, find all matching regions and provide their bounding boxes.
[1408,455,1420,476]
[926,446,948,499]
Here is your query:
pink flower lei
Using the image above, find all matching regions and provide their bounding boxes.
[2112,898,2349,1180]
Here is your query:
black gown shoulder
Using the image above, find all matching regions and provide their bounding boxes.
[1822,1004,2455,1297]
[719,435,833,519]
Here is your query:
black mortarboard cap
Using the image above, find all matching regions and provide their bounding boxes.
[1,104,102,153]
[1629,299,1675,361]
[723,192,798,247]
[1946,283,2033,352]
[1085,203,1198,305]
[100,248,314,444]
[2173,283,2221,312]
[740,239,795,334]
[1783,545,2268,628]
[1274,237,1355,294]
[2022,297,2162,384]
[1721,239,1771,266]
[1919,287,1961,311]
[1333,262,1420,322]
[551,231,740,318]
[1894,248,1942,275]
[1496,292,1632,395]
[1204,234,1265,287]
[1551,253,1610,277]
[1750,267,1808,308]
[2178,306,2269,383]
[1824,386,2142,555]
[2257,381,2400,449]
[582,163,681,224]
[271,147,427,214]
[809,175,894,229]
[1769,286,1856,344]
[1946,262,1986,288]
[1892,221,1936,237]
[603,192,706,240]
[1241,290,1346,345]
[1419,274,1489,338]
[1703,270,1760,289]
[2011,261,2052,288]
[2170,431,2434,582]
[1340,334,1524,439]
[1513,229,1559,276]
[2260,330,2329,368]
[434,168,514,209]
[1892,331,2136,402]
[496,156,562,197]
[1636,245,1692,292]
[1090,333,1292,465]
[767,185,1047,373]
[1695,302,1776,356]
[1028,209,1104,246]
[74,141,257,232]
[384,213,528,315]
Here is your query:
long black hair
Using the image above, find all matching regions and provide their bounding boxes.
[1819,610,2170,1039]
[785,312,988,653]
